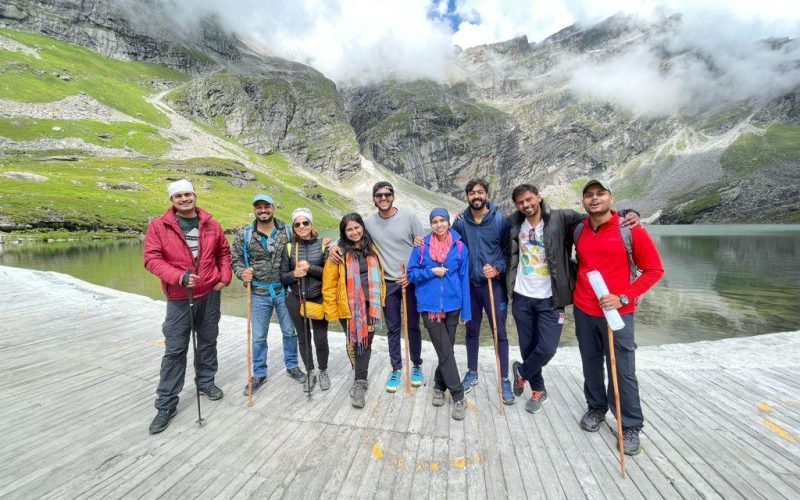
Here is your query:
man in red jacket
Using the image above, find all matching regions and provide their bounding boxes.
[143,179,231,434]
[573,180,664,456]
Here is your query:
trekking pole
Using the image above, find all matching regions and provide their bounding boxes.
[487,277,504,416]
[294,240,312,401]
[246,281,253,407]
[188,285,204,425]
[400,264,411,393]
[301,275,313,400]
[607,325,626,478]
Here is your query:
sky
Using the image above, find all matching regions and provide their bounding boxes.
[150,0,800,115]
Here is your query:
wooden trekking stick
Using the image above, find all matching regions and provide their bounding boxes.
[607,325,626,478]
[246,281,253,407]
[487,277,504,416]
[400,264,411,393]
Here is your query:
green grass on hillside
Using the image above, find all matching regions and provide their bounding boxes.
[0,156,351,231]
[0,118,171,156]
[0,29,187,127]
[720,125,800,176]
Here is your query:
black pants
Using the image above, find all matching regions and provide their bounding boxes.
[286,293,329,371]
[511,294,564,392]
[340,319,374,381]
[574,307,644,430]
[155,290,221,411]
[423,310,464,402]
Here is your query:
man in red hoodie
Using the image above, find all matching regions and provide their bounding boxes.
[572,180,664,456]
[143,179,231,434]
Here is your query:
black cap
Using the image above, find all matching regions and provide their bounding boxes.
[372,181,394,195]
[582,179,612,194]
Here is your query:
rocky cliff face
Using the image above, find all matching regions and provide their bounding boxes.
[344,14,800,221]
[1,0,361,178]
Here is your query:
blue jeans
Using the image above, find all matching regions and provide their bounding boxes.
[511,294,564,392]
[250,291,298,377]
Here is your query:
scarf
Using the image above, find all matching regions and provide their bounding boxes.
[427,231,453,322]
[345,250,382,349]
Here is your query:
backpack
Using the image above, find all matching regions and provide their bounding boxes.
[573,220,644,305]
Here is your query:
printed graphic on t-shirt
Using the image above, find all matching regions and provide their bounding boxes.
[185,228,199,259]
[514,220,553,299]
[520,224,548,277]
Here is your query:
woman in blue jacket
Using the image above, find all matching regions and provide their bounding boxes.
[407,208,471,420]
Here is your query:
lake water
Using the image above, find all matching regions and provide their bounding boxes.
[2,225,799,347]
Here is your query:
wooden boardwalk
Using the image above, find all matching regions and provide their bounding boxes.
[1,265,799,499]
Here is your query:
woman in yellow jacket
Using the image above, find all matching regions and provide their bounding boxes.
[323,213,386,408]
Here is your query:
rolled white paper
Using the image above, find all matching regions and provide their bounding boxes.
[587,270,626,331]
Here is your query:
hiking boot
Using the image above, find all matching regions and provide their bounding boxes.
[461,370,478,394]
[411,365,424,387]
[385,369,402,393]
[452,399,467,421]
[432,388,446,407]
[303,370,317,393]
[318,370,331,391]
[511,360,526,397]
[501,378,515,405]
[525,390,549,414]
[351,379,368,408]
[199,384,224,401]
[242,376,266,396]
[287,367,306,383]
[149,407,177,434]
[580,408,606,432]
[619,428,642,456]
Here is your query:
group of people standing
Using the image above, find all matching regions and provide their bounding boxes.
[144,176,663,456]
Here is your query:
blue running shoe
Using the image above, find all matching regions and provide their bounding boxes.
[501,378,515,405]
[462,370,478,394]
[411,366,424,387]
[385,369,402,393]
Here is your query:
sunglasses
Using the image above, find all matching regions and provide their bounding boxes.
[374,192,393,199]
[293,220,311,228]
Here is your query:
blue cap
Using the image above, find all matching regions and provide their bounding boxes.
[252,193,274,205]
[429,207,450,223]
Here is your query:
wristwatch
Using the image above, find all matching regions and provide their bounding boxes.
[619,294,629,306]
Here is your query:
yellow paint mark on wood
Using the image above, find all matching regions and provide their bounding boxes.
[452,457,467,469]
[393,458,405,468]
[155,339,165,347]
[371,441,384,460]
[756,402,774,413]
[472,453,484,463]
[415,463,423,471]
[763,418,797,443]
[430,462,440,472]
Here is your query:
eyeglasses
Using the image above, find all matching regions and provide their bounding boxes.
[373,192,393,199]
[293,220,311,228]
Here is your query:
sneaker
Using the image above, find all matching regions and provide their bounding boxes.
[525,390,549,414]
[432,388,445,407]
[619,428,642,456]
[242,376,266,396]
[452,399,467,421]
[351,379,368,408]
[287,367,306,383]
[411,365,424,387]
[199,384,224,401]
[149,407,177,434]
[385,370,402,393]
[318,370,331,391]
[303,370,317,393]
[511,360,526,397]
[501,378,515,405]
[461,370,478,394]
[580,408,606,432]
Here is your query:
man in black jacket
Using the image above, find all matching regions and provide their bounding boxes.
[508,184,638,415]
